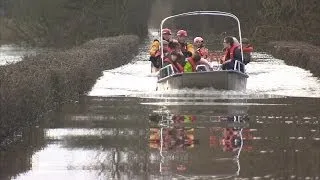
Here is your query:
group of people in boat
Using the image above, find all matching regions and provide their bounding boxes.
[149,28,254,74]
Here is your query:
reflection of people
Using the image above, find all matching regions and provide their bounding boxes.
[209,127,243,152]
[221,128,242,152]
[149,114,197,125]
[209,116,252,152]
[172,115,196,123]
[149,127,198,150]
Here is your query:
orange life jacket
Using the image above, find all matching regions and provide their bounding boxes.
[164,58,184,73]
[243,44,254,53]
[197,47,209,59]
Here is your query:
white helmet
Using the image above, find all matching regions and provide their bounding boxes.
[194,37,204,43]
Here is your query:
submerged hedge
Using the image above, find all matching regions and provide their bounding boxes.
[0,35,139,139]
[267,41,320,78]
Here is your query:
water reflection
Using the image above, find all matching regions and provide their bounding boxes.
[0,127,45,180]
[1,96,320,179]
[148,113,250,179]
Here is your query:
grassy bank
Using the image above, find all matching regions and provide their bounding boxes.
[267,41,320,78]
[0,35,140,139]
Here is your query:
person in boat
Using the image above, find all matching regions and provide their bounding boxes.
[149,40,170,71]
[193,37,214,69]
[220,37,238,64]
[242,38,254,65]
[176,30,195,58]
[221,36,244,71]
[169,40,187,65]
[149,28,172,57]
[149,28,173,71]
[194,37,209,59]
[233,37,240,46]
[163,51,184,73]
[184,52,202,73]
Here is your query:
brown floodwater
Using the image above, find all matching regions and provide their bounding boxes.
[1,96,319,180]
[1,30,320,179]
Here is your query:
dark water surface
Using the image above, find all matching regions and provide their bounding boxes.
[1,96,319,180]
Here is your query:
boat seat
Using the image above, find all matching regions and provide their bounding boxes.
[196,65,209,72]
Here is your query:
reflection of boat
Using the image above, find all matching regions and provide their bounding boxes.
[157,11,248,91]
[148,114,249,179]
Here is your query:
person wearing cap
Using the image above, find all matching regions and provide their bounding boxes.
[163,51,184,73]
[193,37,213,70]
[149,28,172,58]
[176,30,195,58]
[150,40,170,72]
[162,28,172,42]
[149,28,172,72]
[241,38,254,65]
[194,37,209,59]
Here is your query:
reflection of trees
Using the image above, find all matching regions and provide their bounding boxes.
[62,126,150,179]
[0,127,45,180]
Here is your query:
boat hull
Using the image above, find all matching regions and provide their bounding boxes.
[157,70,248,91]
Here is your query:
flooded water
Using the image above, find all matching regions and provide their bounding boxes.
[0,44,43,66]
[89,30,320,98]
[2,96,320,180]
[1,30,320,180]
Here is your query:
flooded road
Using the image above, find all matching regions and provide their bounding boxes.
[2,96,320,180]
[89,30,320,98]
[1,30,320,180]
[0,44,44,66]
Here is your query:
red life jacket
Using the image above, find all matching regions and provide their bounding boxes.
[197,47,208,59]
[187,57,197,72]
[164,58,184,73]
[224,44,239,61]
[243,44,253,53]
[155,50,161,57]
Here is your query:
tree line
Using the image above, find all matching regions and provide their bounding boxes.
[170,0,320,45]
[0,0,319,46]
[0,0,151,47]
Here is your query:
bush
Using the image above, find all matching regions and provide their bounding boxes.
[0,35,140,139]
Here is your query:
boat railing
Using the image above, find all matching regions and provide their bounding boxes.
[234,60,245,73]
[158,64,175,79]
[158,60,245,81]
[196,65,210,72]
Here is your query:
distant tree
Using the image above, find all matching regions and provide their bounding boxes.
[0,0,151,47]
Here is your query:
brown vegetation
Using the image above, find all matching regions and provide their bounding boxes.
[0,35,140,139]
[0,0,150,47]
[169,0,320,46]
[267,41,320,77]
